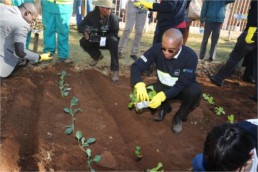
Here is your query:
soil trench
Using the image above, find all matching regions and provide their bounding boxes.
[0,63,256,171]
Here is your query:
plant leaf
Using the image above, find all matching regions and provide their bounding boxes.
[86,138,96,145]
[93,155,101,163]
[128,102,134,108]
[64,107,71,114]
[71,96,79,107]
[63,91,69,96]
[146,85,154,91]
[82,143,89,147]
[75,130,83,140]
[65,127,73,135]
[86,148,91,157]
[73,108,82,113]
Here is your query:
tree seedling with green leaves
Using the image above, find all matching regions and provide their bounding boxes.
[64,96,82,135]
[57,70,71,97]
[86,148,101,172]
[128,85,156,112]
[202,93,215,105]
[227,114,235,123]
[214,106,225,116]
[75,130,96,149]
[134,145,143,161]
[75,130,100,171]
[146,162,164,172]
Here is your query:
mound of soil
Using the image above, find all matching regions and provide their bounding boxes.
[0,63,256,171]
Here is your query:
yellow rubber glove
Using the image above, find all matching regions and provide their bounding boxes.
[134,82,149,102]
[134,0,154,10]
[39,52,52,61]
[245,27,257,44]
[148,91,166,109]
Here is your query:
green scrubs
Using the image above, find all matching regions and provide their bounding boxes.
[41,0,73,59]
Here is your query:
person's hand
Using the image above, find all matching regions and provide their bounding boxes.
[83,31,89,40]
[245,27,257,44]
[134,0,154,10]
[148,91,166,109]
[134,82,149,102]
[39,52,52,61]
[200,22,205,27]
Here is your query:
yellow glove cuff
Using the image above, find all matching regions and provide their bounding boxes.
[248,27,257,34]
[141,0,153,9]
[158,91,166,102]
[134,82,146,89]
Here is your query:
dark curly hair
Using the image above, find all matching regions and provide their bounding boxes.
[204,123,255,171]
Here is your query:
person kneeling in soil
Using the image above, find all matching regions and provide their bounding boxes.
[0,3,52,78]
[192,119,258,171]
[130,28,201,134]
[78,0,120,82]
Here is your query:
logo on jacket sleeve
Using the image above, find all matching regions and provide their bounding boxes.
[140,55,147,62]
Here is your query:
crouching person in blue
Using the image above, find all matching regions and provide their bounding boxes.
[192,120,258,171]
[130,28,201,134]
[78,0,120,82]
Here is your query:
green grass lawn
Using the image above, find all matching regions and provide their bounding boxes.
[29,25,238,70]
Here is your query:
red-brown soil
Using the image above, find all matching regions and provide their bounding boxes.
[0,62,257,171]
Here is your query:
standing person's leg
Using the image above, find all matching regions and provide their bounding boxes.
[26,32,31,49]
[42,10,56,55]
[56,5,73,60]
[242,49,256,84]
[131,11,147,59]
[118,1,137,58]
[210,32,257,86]
[76,0,83,27]
[209,22,222,61]
[87,0,93,12]
[107,36,119,81]
[199,22,212,60]
[183,20,192,45]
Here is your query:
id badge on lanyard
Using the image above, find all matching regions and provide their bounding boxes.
[100,37,106,47]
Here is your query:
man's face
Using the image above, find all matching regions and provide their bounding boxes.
[161,37,181,60]
[23,8,38,26]
[99,7,112,17]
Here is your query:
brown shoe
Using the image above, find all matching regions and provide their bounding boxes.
[112,71,119,82]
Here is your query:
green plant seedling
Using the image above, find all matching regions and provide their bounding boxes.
[135,146,142,161]
[86,148,101,172]
[64,96,82,135]
[146,162,164,172]
[202,93,214,105]
[128,85,156,112]
[57,70,71,97]
[227,114,235,123]
[75,130,96,148]
[214,106,225,116]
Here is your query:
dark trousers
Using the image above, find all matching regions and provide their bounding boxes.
[151,82,201,121]
[199,22,222,60]
[242,48,257,83]
[215,31,257,82]
[79,36,119,71]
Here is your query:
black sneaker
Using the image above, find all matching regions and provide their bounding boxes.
[130,55,138,61]
[172,115,182,134]
[205,58,213,62]
[209,75,223,87]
